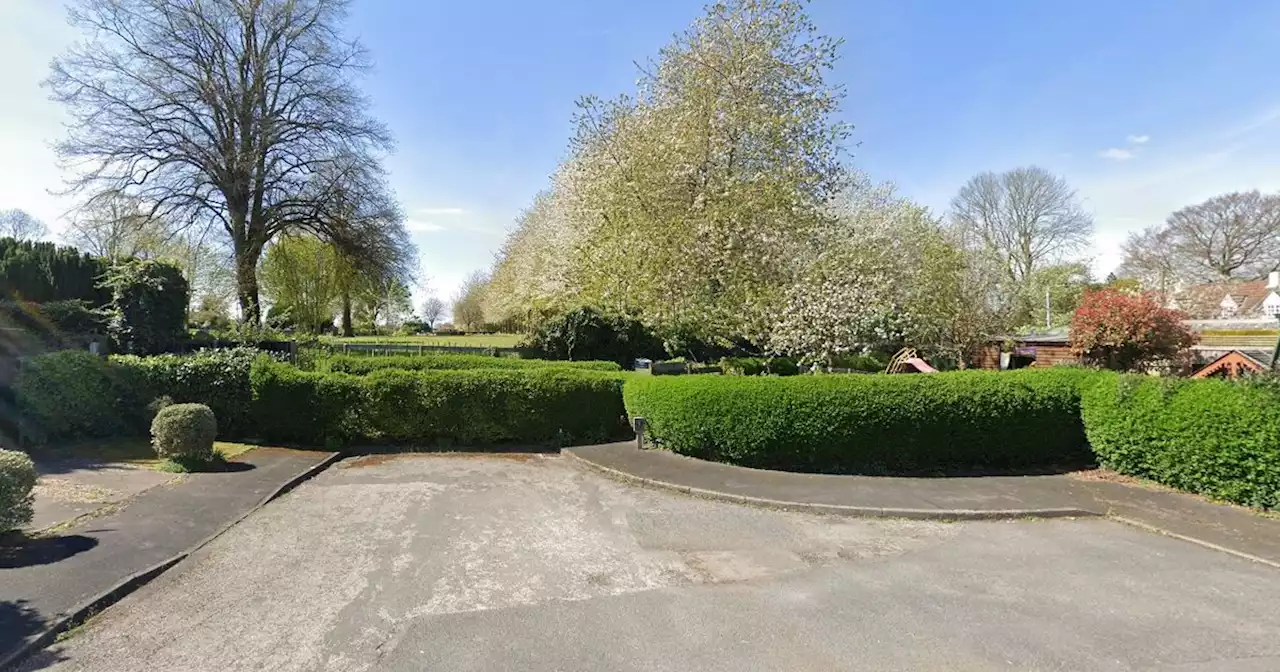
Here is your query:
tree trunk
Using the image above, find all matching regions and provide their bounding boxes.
[234,243,263,325]
[341,290,354,337]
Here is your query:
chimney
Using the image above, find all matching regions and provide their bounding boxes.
[1269,271,1280,290]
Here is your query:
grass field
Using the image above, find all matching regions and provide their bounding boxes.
[325,333,524,348]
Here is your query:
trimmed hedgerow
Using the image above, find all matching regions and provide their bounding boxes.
[1082,373,1280,509]
[624,368,1098,474]
[112,347,261,439]
[15,350,148,443]
[251,359,627,448]
[320,353,622,375]
[720,357,800,376]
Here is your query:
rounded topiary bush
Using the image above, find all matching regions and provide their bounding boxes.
[0,449,37,532]
[151,403,218,461]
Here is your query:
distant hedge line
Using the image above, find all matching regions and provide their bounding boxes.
[320,353,622,374]
[624,368,1097,474]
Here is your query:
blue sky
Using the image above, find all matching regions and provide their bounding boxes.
[4,1,1280,305]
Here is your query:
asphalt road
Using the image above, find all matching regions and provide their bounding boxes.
[23,453,1280,671]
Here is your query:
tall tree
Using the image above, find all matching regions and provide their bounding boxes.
[452,271,489,331]
[1115,225,1180,294]
[259,235,341,333]
[1164,190,1280,280]
[63,191,171,259]
[949,166,1093,281]
[420,297,446,330]
[0,210,49,241]
[48,0,393,323]
[557,0,851,343]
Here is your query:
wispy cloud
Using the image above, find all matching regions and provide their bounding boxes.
[1099,147,1136,161]
[415,207,468,216]
[405,219,446,233]
[1126,134,1150,145]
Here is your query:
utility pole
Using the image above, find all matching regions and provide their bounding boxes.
[1045,288,1051,330]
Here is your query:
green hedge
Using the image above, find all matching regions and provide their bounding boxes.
[624,369,1097,474]
[111,348,260,439]
[720,357,800,376]
[17,348,263,445]
[252,359,628,447]
[320,353,622,375]
[1082,374,1280,509]
[15,350,146,443]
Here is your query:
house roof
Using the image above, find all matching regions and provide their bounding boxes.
[1191,349,1268,378]
[989,326,1070,345]
[1174,280,1273,318]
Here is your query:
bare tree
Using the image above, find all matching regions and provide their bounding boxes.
[420,297,445,330]
[949,166,1093,281]
[63,191,170,259]
[1115,225,1181,294]
[47,0,392,323]
[0,209,49,241]
[1163,190,1280,281]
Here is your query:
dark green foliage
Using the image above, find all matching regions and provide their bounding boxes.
[99,259,190,354]
[250,359,627,447]
[0,448,37,531]
[0,238,110,305]
[112,348,261,439]
[829,352,891,372]
[720,357,800,376]
[522,307,665,364]
[38,299,105,334]
[321,353,622,374]
[1082,374,1280,509]
[15,350,147,443]
[624,369,1098,474]
[150,403,217,460]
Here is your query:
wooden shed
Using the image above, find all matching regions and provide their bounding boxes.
[977,328,1079,370]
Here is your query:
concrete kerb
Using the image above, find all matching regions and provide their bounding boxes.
[560,449,1099,522]
[0,450,343,672]
[1107,515,1280,571]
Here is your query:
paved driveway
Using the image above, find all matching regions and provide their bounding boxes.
[23,454,1280,671]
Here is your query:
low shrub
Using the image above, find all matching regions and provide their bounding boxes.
[0,449,37,532]
[15,350,147,443]
[321,353,621,374]
[251,359,627,448]
[624,368,1098,474]
[522,307,665,365]
[111,347,261,439]
[1082,374,1280,509]
[151,403,217,461]
[720,357,800,376]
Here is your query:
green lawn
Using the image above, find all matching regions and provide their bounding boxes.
[326,333,524,348]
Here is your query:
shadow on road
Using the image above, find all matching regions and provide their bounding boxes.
[0,535,99,569]
[0,599,67,670]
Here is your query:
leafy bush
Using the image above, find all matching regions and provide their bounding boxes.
[320,353,622,374]
[624,368,1098,474]
[0,449,37,532]
[151,403,217,460]
[99,259,190,355]
[111,347,261,439]
[829,352,890,372]
[251,359,627,447]
[1069,289,1195,371]
[720,357,800,376]
[1082,374,1280,509]
[522,307,664,365]
[15,350,147,443]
